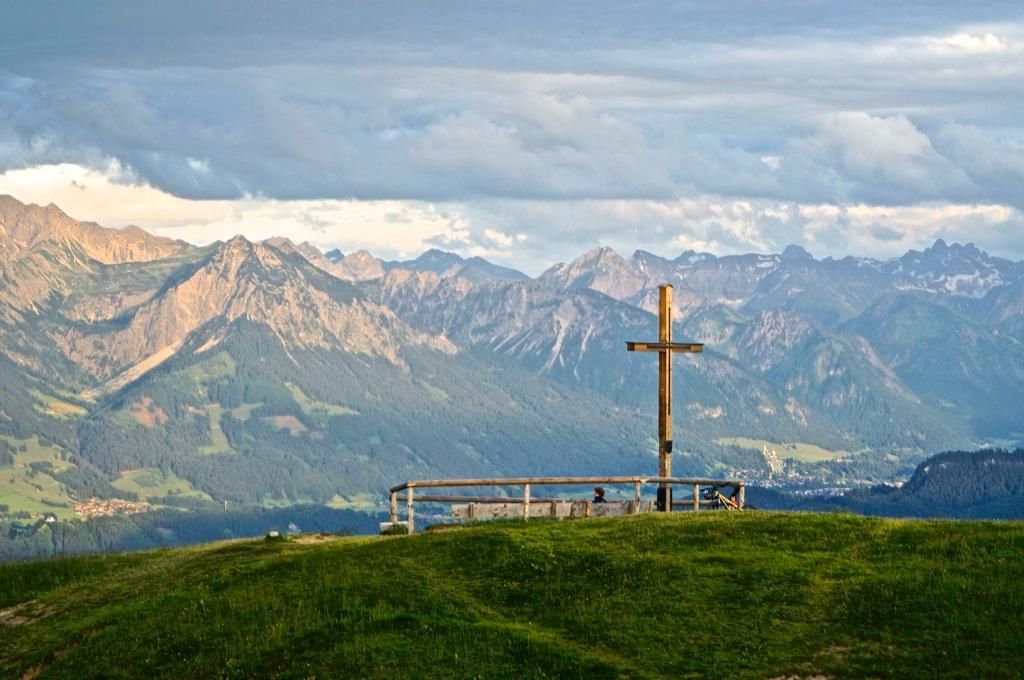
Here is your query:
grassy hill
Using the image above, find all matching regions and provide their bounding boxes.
[1,513,1022,679]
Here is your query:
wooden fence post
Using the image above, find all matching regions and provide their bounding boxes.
[693,483,699,512]
[407,487,415,535]
[523,484,531,521]
[738,484,745,510]
[633,480,642,513]
[389,491,398,524]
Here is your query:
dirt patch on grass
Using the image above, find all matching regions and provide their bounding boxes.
[130,396,169,428]
[270,415,307,436]
[42,400,87,417]
[425,524,467,533]
[0,601,56,627]
[291,533,344,544]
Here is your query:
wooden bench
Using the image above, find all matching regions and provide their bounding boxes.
[451,500,654,521]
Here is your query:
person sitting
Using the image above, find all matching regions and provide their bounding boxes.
[593,487,607,503]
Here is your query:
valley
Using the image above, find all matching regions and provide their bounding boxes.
[3,194,1024,552]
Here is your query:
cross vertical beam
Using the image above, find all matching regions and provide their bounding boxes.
[626,284,704,511]
[658,285,672,481]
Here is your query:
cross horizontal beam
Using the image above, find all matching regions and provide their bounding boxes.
[625,341,704,353]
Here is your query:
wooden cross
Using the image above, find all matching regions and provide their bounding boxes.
[626,284,703,511]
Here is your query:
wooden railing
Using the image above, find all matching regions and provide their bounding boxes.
[386,476,746,534]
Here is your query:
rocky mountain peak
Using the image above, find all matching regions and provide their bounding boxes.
[384,248,465,277]
[346,249,379,262]
[674,250,714,265]
[225,233,253,249]
[336,250,385,281]
[0,194,189,265]
[294,241,324,261]
[56,232,456,389]
[385,248,527,284]
[894,238,1023,298]
[216,234,265,267]
[276,242,384,282]
[580,246,624,266]
[781,244,813,261]
[262,236,295,251]
[539,246,644,299]
[263,237,334,272]
[411,248,464,268]
[182,238,290,300]
[907,239,985,265]
[547,246,626,277]
[631,249,673,273]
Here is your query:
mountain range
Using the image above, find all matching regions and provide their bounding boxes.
[2,194,1023,520]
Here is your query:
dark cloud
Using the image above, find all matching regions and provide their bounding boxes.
[871,226,905,242]
[3,1,1020,69]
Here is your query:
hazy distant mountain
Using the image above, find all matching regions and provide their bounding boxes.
[844,294,1024,437]
[386,248,528,284]
[368,269,959,452]
[266,238,385,282]
[977,278,1024,343]
[888,239,1024,299]
[538,240,1024,328]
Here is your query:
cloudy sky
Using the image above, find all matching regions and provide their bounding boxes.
[1,1,1023,273]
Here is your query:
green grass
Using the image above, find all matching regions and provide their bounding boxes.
[28,388,88,420]
[716,436,859,462]
[419,381,449,402]
[1,513,1022,679]
[227,402,262,420]
[198,404,234,454]
[182,352,237,384]
[110,468,213,502]
[0,436,77,519]
[326,492,378,509]
[285,383,359,416]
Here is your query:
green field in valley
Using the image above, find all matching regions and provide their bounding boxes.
[286,383,359,416]
[1,512,1022,678]
[0,436,78,519]
[716,437,860,462]
[110,468,212,502]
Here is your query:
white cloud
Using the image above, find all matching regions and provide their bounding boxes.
[0,164,479,260]
[929,32,1013,54]
[3,163,1023,274]
[482,228,514,248]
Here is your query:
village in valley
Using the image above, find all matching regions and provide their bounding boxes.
[73,497,150,519]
